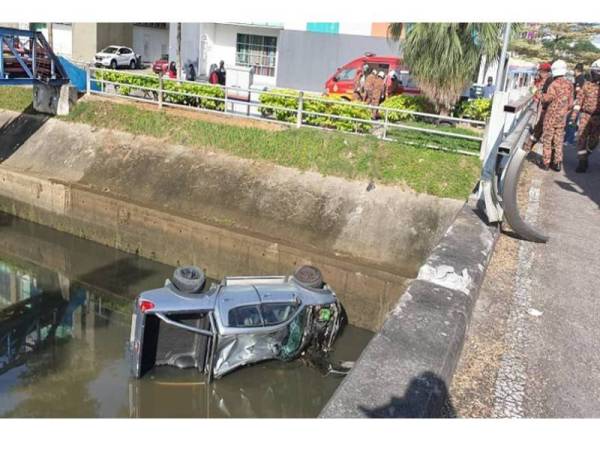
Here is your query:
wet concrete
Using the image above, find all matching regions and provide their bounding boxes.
[0,212,372,418]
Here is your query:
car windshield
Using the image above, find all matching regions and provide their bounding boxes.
[101,47,119,54]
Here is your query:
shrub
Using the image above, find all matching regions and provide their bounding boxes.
[454,98,492,121]
[380,95,436,122]
[94,70,224,110]
[259,89,372,132]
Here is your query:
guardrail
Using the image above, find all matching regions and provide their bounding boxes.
[85,66,486,157]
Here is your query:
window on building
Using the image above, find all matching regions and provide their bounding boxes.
[235,33,277,77]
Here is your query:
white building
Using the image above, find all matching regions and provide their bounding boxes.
[167,22,400,91]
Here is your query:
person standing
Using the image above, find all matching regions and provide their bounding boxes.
[572,59,600,173]
[366,71,385,119]
[538,60,574,171]
[565,63,586,144]
[168,61,177,79]
[363,68,377,104]
[574,63,586,96]
[185,63,196,82]
[217,60,226,85]
[523,62,553,151]
[352,64,369,101]
[482,76,495,99]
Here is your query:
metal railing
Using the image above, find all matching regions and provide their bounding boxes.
[85,66,486,156]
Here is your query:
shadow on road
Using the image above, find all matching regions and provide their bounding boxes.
[556,143,600,210]
[358,371,456,418]
[0,103,49,163]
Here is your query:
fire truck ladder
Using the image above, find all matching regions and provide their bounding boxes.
[0,26,69,86]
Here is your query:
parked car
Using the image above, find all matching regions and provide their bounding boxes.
[151,54,169,75]
[130,265,343,381]
[94,45,140,70]
[325,53,421,100]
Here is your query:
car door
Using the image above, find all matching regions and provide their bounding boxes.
[121,48,132,66]
[212,299,303,378]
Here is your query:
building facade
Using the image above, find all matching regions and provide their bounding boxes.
[167,22,401,91]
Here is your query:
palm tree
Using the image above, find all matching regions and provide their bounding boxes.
[388,23,505,115]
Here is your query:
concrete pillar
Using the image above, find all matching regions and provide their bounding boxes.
[33,83,78,116]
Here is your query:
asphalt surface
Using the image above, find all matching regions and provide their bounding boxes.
[451,143,600,418]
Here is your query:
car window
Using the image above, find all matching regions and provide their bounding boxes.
[261,303,298,326]
[336,68,357,81]
[121,48,132,54]
[101,47,118,54]
[228,305,263,328]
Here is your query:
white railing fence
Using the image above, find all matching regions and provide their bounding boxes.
[85,66,486,157]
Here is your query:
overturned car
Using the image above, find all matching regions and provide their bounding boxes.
[130,265,343,380]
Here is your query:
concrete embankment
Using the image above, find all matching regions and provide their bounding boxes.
[0,109,462,331]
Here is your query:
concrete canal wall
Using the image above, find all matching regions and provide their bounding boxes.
[0,109,463,331]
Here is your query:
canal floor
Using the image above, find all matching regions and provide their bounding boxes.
[0,212,372,418]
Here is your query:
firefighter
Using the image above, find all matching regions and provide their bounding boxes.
[538,60,574,171]
[523,62,553,151]
[367,71,386,120]
[572,59,600,173]
[363,68,378,105]
[353,64,369,101]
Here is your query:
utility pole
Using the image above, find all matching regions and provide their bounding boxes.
[47,22,53,48]
[495,23,512,92]
[176,23,182,81]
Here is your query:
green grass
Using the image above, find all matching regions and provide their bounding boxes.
[0,86,34,111]
[0,87,481,200]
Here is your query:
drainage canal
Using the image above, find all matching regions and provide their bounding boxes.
[0,212,373,418]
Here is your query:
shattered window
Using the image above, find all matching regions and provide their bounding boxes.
[261,303,297,325]
[228,305,263,328]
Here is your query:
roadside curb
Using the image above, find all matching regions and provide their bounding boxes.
[320,198,500,418]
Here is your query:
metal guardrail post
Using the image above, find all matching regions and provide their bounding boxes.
[224,86,228,113]
[296,91,304,129]
[86,64,91,95]
[383,109,389,139]
[158,74,163,109]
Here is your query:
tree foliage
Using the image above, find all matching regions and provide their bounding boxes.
[511,23,600,66]
[388,23,505,114]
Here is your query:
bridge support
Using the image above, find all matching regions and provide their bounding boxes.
[33,83,77,116]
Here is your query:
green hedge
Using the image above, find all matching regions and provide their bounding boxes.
[259,89,372,132]
[95,70,225,111]
[379,95,436,122]
[454,98,492,121]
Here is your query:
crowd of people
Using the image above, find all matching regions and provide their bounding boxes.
[523,59,600,173]
[351,64,403,119]
[164,60,226,85]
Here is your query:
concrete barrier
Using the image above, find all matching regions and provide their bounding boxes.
[320,200,499,417]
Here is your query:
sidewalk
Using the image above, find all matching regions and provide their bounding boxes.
[450,142,600,417]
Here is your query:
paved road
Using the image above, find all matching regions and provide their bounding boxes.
[451,143,600,418]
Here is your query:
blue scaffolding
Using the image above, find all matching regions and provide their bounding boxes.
[0,26,69,86]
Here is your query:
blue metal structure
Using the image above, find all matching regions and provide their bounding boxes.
[0,26,69,86]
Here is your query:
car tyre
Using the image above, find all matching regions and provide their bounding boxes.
[171,266,206,293]
[129,59,136,70]
[110,59,117,70]
[293,265,324,289]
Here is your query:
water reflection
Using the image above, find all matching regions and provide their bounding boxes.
[0,213,373,418]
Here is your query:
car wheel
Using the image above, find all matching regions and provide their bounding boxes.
[110,59,117,70]
[171,266,206,293]
[293,265,324,289]
[129,60,136,70]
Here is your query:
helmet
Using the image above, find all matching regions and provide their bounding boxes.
[378,71,385,78]
[551,60,567,77]
[591,59,600,82]
[538,62,552,72]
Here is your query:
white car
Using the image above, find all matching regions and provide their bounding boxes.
[94,45,140,70]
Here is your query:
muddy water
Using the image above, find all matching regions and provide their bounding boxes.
[0,213,373,418]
